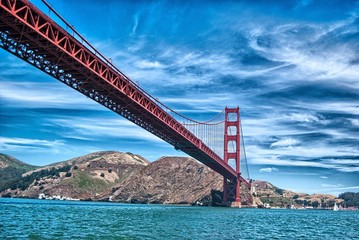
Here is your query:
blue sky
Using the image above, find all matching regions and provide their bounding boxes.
[0,0,358,196]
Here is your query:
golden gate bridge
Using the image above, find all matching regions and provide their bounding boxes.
[0,0,250,207]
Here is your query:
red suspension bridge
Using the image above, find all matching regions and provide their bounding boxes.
[0,0,250,207]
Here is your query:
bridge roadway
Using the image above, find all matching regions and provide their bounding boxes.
[0,0,250,184]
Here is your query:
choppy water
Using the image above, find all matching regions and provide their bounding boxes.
[0,198,358,239]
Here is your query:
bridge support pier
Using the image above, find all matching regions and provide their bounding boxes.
[223,178,241,207]
[222,107,241,207]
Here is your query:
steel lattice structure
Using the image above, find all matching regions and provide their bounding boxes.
[0,0,249,206]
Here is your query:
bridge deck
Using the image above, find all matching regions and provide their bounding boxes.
[0,0,244,181]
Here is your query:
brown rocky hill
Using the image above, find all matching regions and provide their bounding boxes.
[100,156,252,205]
[0,152,253,206]
[1,151,149,200]
[252,180,342,208]
[98,156,222,204]
[1,151,344,208]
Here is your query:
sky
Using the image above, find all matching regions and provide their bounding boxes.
[0,0,358,196]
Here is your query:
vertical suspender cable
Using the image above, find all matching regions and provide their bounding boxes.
[240,116,250,180]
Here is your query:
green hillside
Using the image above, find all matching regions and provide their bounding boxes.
[0,153,37,192]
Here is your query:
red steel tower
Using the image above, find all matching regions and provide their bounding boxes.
[223,107,241,207]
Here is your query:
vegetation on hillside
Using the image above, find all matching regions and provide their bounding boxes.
[259,197,292,208]
[0,165,71,192]
[0,153,38,193]
[339,192,359,207]
[0,168,27,189]
[0,153,36,170]
[62,171,110,194]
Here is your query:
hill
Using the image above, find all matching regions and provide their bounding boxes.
[97,156,243,205]
[0,152,252,205]
[0,153,36,170]
[1,151,149,199]
[1,152,355,208]
[252,180,343,208]
[0,153,37,192]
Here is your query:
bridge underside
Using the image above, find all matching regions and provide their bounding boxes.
[0,0,249,205]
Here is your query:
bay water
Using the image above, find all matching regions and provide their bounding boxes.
[1,198,358,239]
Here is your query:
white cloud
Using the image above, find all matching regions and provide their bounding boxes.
[293,102,359,116]
[321,184,343,188]
[0,137,65,154]
[0,81,99,109]
[247,22,359,84]
[351,119,359,127]
[284,113,329,124]
[247,144,359,172]
[318,185,359,191]
[251,156,330,169]
[325,159,359,165]
[270,138,298,148]
[132,14,139,35]
[259,167,278,173]
[320,176,328,179]
[135,60,165,69]
[50,117,164,143]
[335,167,359,173]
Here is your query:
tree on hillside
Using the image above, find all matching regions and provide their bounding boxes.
[275,188,284,196]
[339,192,359,207]
[312,201,319,208]
[1,164,72,192]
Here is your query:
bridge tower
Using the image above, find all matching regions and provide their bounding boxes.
[223,107,241,207]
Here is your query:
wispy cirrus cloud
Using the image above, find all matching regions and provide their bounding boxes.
[270,138,299,148]
[249,151,359,173]
[284,113,329,124]
[48,117,165,143]
[135,60,165,69]
[322,184,344,188]
[0,137,65,153]
[0,81,99,109]
[316,185,359,192]
[247,19,359,83]
[259,167,278,173]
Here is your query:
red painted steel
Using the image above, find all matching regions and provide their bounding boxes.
[0,0,250,205]
[223,107,241,205]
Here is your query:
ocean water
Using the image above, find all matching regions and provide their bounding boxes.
[0,198,358,239]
